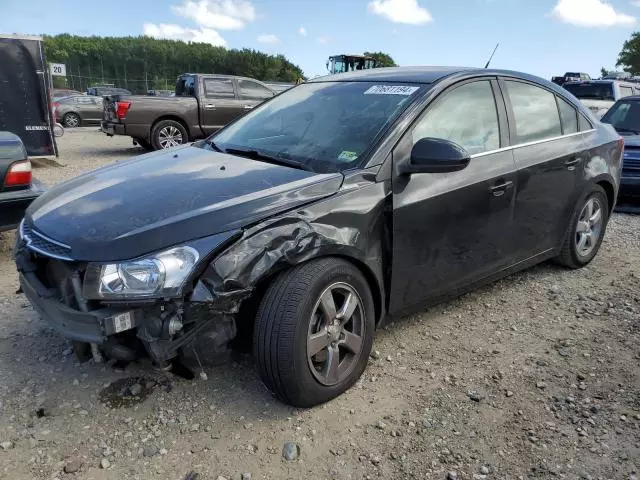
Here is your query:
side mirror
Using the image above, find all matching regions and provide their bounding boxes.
[400,137,471,175]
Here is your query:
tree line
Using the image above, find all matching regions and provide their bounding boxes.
[43,34,306,93]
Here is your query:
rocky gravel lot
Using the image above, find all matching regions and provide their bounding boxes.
[0,128,638,480]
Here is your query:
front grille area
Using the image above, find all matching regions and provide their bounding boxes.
[20,221,73,261]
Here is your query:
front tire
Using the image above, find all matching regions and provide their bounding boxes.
[555,185,609,269]
[253,258,375,407]
[151,120,188,150]
[63,112,81,128]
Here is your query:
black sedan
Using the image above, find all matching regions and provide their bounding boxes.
[601,96,640,201]
[15,67,622,407]
[0,132,44,231]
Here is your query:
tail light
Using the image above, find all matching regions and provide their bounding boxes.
[116,101,132,120]
[4,160,32,187]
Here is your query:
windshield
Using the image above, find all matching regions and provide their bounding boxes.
[601,100,640,134]
[564,83,614,101]
[207,81,424,173]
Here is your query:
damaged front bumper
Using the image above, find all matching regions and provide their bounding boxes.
[19,270,143,344]
[16,243,249,366]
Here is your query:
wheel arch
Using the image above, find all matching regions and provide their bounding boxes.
[595,178,616,214]
[227,251,385,352]
[151,115,191,140]
[255,253,384,327]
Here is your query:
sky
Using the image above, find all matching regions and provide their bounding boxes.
[3,0,640,79]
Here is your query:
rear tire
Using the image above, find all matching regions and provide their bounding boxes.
[555,185,609,269]
[253,258,375,407]
[151,120,188,150]
[63,112,81,128]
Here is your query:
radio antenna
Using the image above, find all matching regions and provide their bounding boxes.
[484,43,499,69]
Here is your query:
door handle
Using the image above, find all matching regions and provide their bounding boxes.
[204,104,216,109]
[489,180,513,197]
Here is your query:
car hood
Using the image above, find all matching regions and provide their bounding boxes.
[26,145,343,261]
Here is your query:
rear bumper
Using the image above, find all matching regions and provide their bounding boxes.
[0,180,45,232]
[19,269,143,344]
[101,121,149,140]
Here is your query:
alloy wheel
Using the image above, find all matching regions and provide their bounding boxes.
[307,282,365,386]
[64,114,79,128]
[575,197,603,257]
[158,126,183,148]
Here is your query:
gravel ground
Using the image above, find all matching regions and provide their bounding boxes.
[0,128,638,480]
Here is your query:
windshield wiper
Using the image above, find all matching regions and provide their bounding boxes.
[224,147,314,172]
[206,138,223,152]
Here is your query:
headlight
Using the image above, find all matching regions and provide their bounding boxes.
[83,246,199,300]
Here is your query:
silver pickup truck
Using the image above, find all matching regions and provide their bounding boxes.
[101,74,276,150]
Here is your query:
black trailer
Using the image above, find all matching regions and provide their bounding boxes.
[0,34,58,157]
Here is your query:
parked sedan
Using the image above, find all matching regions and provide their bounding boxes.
[54,95,103,127]
[601,96,640,200]
[16,67,621,407]
[0,132,44,231]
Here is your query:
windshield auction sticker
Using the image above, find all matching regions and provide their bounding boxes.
[364,85,420,95]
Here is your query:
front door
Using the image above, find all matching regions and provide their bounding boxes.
[500,79,588,259]
[200,77,244,134]
[389,79,518,315]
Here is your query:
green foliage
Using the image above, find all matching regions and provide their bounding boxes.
[600,67,609,78]
[363,51,397,68]
[616,32,640,74]
[43,34,304,93]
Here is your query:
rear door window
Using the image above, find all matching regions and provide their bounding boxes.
[238,80,274,101]
[557,97,578,134]
[504,80,562,143]
[204,78,236,99]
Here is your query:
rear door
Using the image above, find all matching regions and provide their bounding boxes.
[236,78,275,110]
[75,96,95,122]
[501,78,589,260]
[200,77,243,134]
[389,78,518,314]
[76,96,103,122]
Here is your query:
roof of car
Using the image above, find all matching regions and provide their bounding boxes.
[308,66,555,84]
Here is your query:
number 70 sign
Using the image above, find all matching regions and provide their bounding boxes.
[50,63,66,76]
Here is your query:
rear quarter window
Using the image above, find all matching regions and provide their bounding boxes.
[504,80,562,143]
[557,97,578,134]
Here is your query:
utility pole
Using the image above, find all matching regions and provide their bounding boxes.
[124,63,128,89]
[78,65,82,91]
[101,55,104,83]
[145,71,149,92]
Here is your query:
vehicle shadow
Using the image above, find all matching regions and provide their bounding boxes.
[77,147,146,158]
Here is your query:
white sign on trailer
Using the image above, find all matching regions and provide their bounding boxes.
[50,63,66,76]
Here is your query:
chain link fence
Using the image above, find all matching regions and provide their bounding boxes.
[54,72,178,95]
